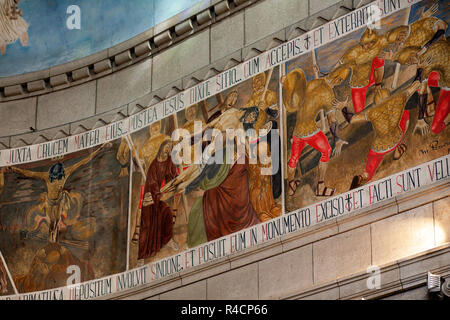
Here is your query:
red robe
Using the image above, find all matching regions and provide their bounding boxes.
[202,157,259,241]
[138,157,177,259]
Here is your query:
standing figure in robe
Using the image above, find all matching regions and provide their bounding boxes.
[180,103,206,167]
[0,0,29,55]
[239,106,282,222]
[139,121,171,172]
[185,144,260,248]
[138,140,179,260]
[183,103,206,134]
[248,139,282,222]
[381,3,448,135]
[129,120,171,243]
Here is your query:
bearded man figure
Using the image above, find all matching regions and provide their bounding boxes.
[380,2,448,135]
[334,26,409,113]
[137,140,179,260]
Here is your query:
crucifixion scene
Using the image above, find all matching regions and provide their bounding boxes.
[0,141,129,293]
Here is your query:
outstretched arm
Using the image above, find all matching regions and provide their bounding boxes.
[384,25,409,45]
[333,97,367,125]
[66,143,111,176]
[10,166,47,180]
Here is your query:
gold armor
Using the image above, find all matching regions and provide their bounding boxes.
[403,17,440,47]
[395,39,450,88]
[339,27,408,87]
[365,92,408,152]
[283,68,334,138]
[421,39,450,88]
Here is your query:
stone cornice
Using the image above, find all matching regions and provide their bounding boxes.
[0,0,259,101]
[0,0,359,102]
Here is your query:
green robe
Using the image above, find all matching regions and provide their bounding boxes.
[187,162,231,248]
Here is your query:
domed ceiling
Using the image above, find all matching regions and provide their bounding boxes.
[0,0,204,77]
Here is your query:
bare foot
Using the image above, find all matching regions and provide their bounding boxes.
[393,143,407,160]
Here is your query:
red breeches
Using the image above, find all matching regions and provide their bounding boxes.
[431,88,449,135]
[365,110,409,181]
[351,57,385,113]
[288,131,331,168]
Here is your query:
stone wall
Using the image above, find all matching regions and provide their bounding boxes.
[105,180,450,300]
[0,0,448,300]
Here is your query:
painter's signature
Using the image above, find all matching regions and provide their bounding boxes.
[419,139,450,155]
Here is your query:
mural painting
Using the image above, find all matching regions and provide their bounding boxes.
[282,0,449,212]
[0,141,129,293]
[0,0,448,300]
[124,67,282,268]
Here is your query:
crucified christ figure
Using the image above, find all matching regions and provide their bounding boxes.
[6,143,111,243]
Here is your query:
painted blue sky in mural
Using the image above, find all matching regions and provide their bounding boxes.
[0,0,203,77]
